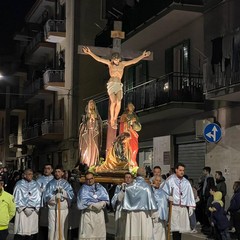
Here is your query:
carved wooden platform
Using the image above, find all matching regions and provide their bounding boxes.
[79,172,150,184]
[80,171,129,184]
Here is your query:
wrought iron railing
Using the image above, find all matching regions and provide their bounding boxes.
[89,72,203,120]
[125,72,203,111]
[43,70,65,84]
[25,32,44,54]
[204,68,240,93]
[10,96,26,110]
[41,120,64,135]
[9,134,17,148]
[23,120,63,141]
[23,124,41,141]
[44,19,66,38]
[23,78,44,97]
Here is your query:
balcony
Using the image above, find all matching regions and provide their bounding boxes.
[23,120,63,144]
[43,70,65,91]
[96,0,203,50]
[25,32,55,65]
[10,96,27,114]
[204,70,240,101]
[91,72,204,122]
[44,20,66,43]
[9,134,17,148]
[24,78,53,104]
[26,0,55,24]
[8,133,21,152]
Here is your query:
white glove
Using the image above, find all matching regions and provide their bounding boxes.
[91,201,106,211]
[195,196,200,203]
[56,193,62,200]
[62,189,68,198]
[168,196,174,202]
[121,183,127,191]
[24,208,34,217]
[17,207,24,213]
[151,211,159,223]
[117,191,125,201]
[48,198,56,206]
[189,207,194,217]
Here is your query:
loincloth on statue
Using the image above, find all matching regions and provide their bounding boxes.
[107,79,123,99]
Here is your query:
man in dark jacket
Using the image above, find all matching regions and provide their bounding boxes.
[215,171,227,205]
[201,167,215,229]
[228,181,240,240]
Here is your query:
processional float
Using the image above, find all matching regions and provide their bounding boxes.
[78,21,152,183]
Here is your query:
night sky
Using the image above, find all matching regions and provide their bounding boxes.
[0,0,36,55]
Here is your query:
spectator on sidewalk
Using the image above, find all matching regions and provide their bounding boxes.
[0,176,16,240]
[199,167,215,229]
[227,181,240,240]
[215,171,227,205]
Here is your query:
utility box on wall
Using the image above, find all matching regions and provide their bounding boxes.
[195,118,214,139]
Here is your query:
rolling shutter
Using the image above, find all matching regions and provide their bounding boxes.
[177,142,206,184]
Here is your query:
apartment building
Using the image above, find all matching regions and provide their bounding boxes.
[78,0,240,206]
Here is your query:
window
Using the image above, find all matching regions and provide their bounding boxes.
[124,61,148,90]
[165,39,190,74]
[124,61,148,110]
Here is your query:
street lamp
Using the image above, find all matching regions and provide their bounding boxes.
[0,73,3,79]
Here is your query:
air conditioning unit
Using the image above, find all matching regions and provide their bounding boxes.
[195,118,214,139]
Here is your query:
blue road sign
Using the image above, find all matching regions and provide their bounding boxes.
[203,123,222,143]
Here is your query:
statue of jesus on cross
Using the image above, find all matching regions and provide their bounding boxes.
[82,46,150,129]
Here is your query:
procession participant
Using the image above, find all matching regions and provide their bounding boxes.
[36,163,54,232]
[150,166,165,187]
[82,46,150,129]
[13,169,41,240]
[0,176,16,240]
[152,176,168,240]
[122,168,158,239]
[44,165,74,240]
[77,172,109,240]
[162,163,196,240]
[111,172,134,239]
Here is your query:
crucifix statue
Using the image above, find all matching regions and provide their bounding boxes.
[78,21,152,151]
[82,46,150,129]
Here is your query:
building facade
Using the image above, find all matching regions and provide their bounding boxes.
[0,0,239,207]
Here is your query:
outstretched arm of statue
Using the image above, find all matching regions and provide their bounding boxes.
[82,46,109,65]
[123,50,151,67]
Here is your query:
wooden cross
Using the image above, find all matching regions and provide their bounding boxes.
[78,21,152,152]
